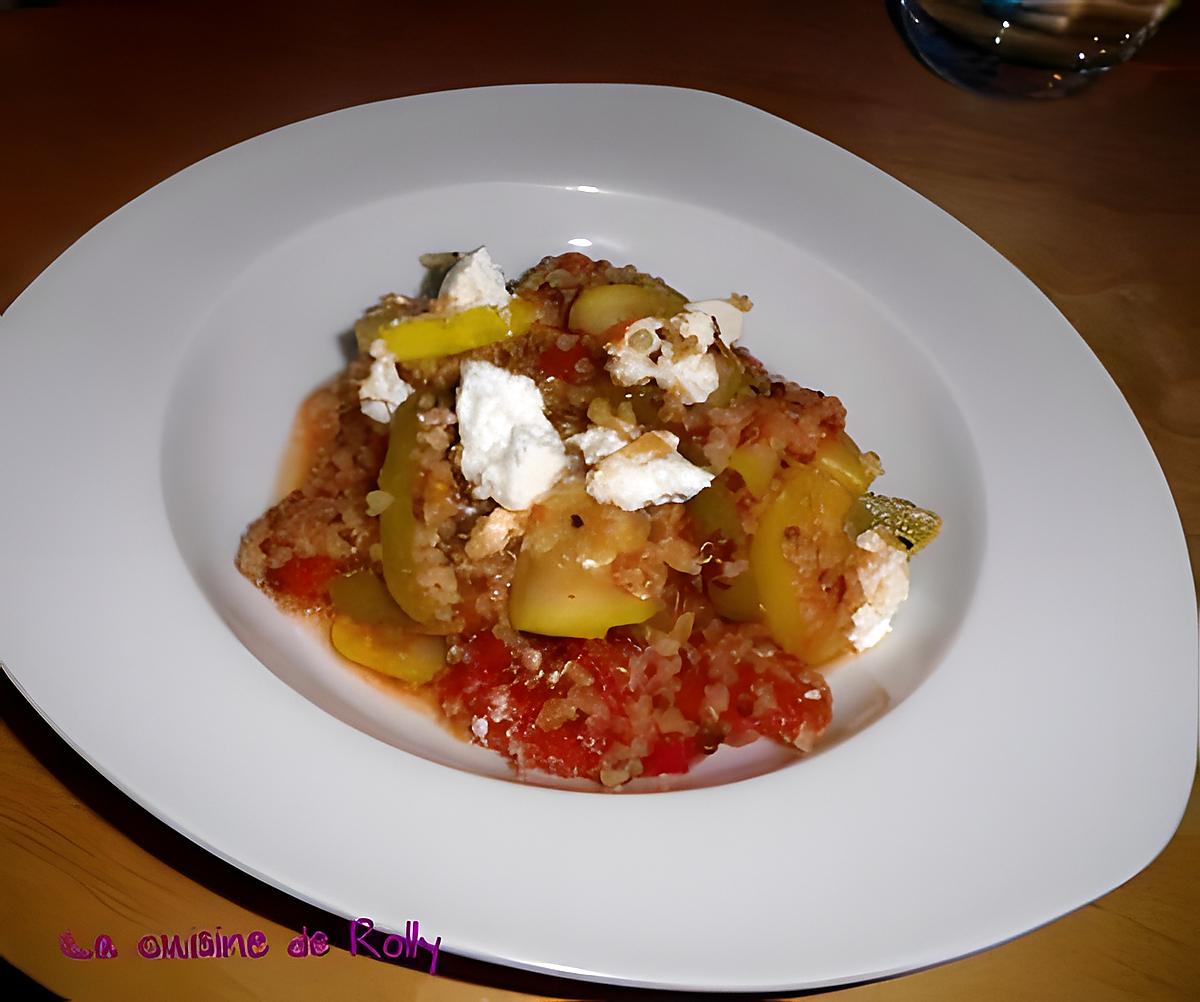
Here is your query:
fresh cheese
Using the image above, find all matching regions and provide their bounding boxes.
[606,317,663,387]
[605,315,720,405]
[685,299,744,345]
[565,425,633,464]
[585,430,713,511]
[439,246,511,311]
[848,529,910,652]
[675,309,718,348]
[359,339,414,424]
[456,360,568,511]
[657,341,719,403]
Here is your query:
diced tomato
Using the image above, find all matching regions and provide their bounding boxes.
[267,555,339,601]
[538,340,596,384]
[675,645,832,751]
[437,633,640,780]
[640,736,696,776]
[435,627,832,783]
[672,664,708,723]
[460,630,510,675]
[723,659,831,749]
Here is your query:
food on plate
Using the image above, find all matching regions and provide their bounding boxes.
[237,247,940,787]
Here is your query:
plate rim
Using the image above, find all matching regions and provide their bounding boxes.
[1,83,1195,992]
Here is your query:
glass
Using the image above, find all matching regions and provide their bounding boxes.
[889,0,1178,98]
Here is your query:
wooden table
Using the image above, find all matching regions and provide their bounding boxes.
[2,2,1197,998]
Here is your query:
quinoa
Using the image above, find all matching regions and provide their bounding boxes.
[236,360,386,611]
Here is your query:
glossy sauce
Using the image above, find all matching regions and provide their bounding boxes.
[273,378,341,500]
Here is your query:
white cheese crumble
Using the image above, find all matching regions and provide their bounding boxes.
[657,341,720,403]
[585,430,713,511]
[471,716,489,739]
[439,246,511,311]
[605,316,720,405]
[848,529,910,652]
[676,309,718,348]
[358,339,414,424]
[607,317,663,386]
[685,299,744,345]
[565,424,633,464]
[456,360,568,511]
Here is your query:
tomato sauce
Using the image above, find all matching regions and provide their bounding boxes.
[435,629,832,785]
[268,555,341,602]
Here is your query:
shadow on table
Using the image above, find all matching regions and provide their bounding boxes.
[1,670,874,1000]
[0,957,66,1001]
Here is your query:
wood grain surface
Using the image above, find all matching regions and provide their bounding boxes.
[1,1,1197,999]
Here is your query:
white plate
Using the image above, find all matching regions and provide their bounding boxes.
[0,85,1195,993]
